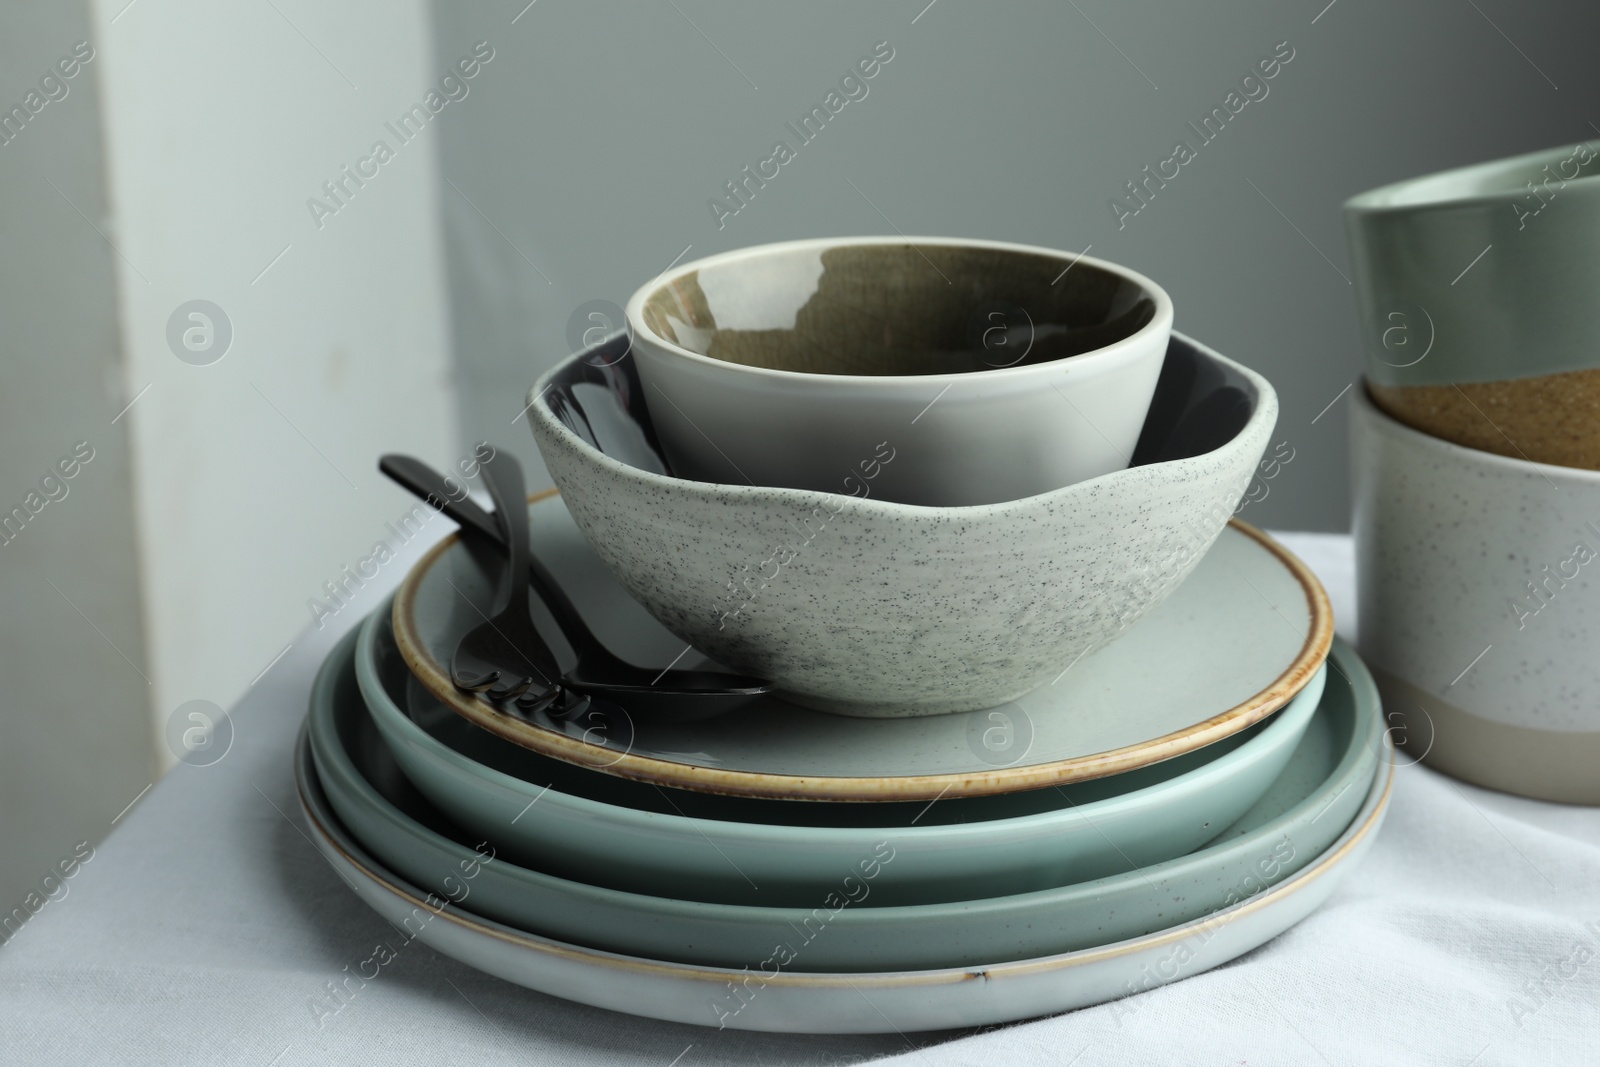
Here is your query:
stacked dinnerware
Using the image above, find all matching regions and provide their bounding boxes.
[1346,141,1600,802]
[297,238,1393,1033]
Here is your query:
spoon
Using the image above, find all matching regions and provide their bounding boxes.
[379,453,773,721]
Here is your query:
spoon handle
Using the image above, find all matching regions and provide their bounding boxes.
[377,453,606,661]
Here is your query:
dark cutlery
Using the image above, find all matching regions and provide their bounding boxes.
[448,451,565,714]
[380,452,772,721]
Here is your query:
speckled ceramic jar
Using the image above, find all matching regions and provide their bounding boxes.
[1353,384,1600,803]
[527,332,1276,717]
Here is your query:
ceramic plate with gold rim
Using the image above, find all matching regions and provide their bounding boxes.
[361,607,1326,908]
[297,711,1392,1033]
[392,494,1331,801]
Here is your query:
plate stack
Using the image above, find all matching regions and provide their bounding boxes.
[297,240,1392,1033]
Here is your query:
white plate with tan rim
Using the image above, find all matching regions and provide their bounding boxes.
[297,715,1392,1033]
[392,493,1331,801]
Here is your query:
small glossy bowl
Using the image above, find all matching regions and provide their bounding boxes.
[625,236,1174,507]
[526,331,1277,716]
[357,601,1324,907]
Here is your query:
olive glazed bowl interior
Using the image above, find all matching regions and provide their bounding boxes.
[525,330,1276,718]
[624,236,1174,507]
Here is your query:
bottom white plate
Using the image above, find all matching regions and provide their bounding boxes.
[295,723,1391,1034]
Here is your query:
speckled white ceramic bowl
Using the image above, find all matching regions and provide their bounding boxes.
[527,331,1277,717]
[1353,384,1600,803]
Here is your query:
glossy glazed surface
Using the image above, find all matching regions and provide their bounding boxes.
[637,239,1157,376]
[625,236,1172,506]
[1345,139,1600,389]
[309,625,1379,971]
[361,601,1323,906]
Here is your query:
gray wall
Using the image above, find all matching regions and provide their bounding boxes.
[0,0,459,933]
[0,2,154,915]
[429,0,1600,531]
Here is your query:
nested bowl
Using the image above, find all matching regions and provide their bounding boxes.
[526,330,1277,716]
[625,236,1173,507]
[1345,139,1600,469]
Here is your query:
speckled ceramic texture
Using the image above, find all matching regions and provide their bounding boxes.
[625,236,1172,507]
[298,698,1392,1033]
[1366,370,1600,471]
[391,492,1331,801]
[359,601,1323,907]
[525,330,1278,717]
[308,624,1382,973]
[1353,384,1600,803]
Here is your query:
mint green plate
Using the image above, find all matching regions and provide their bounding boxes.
[308,624,1380,971]
[298,724,1392,1032]
[358,600,1321,907]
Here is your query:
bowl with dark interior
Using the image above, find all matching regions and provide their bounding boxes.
[625,236,1173,507]
[527,330,1275,717]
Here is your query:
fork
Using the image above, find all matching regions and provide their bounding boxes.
[450,450,565,713]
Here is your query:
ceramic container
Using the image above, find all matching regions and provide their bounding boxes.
[1345,139,1600,468]
[1353,384,1600,802]
[359,602,1324,907]
[392,492,1331,800]
[623,236,1174,507]
[309,625,1382,973]
[299,708,1393,1033]
[525,331,1277,716]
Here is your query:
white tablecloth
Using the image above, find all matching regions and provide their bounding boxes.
[3,533,1597,1065]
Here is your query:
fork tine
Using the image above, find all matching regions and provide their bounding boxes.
[454,668,502,693]
[487,675,535,702]
[448,450,571,712]
[515,684,563,714]
[555,690,591,719]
